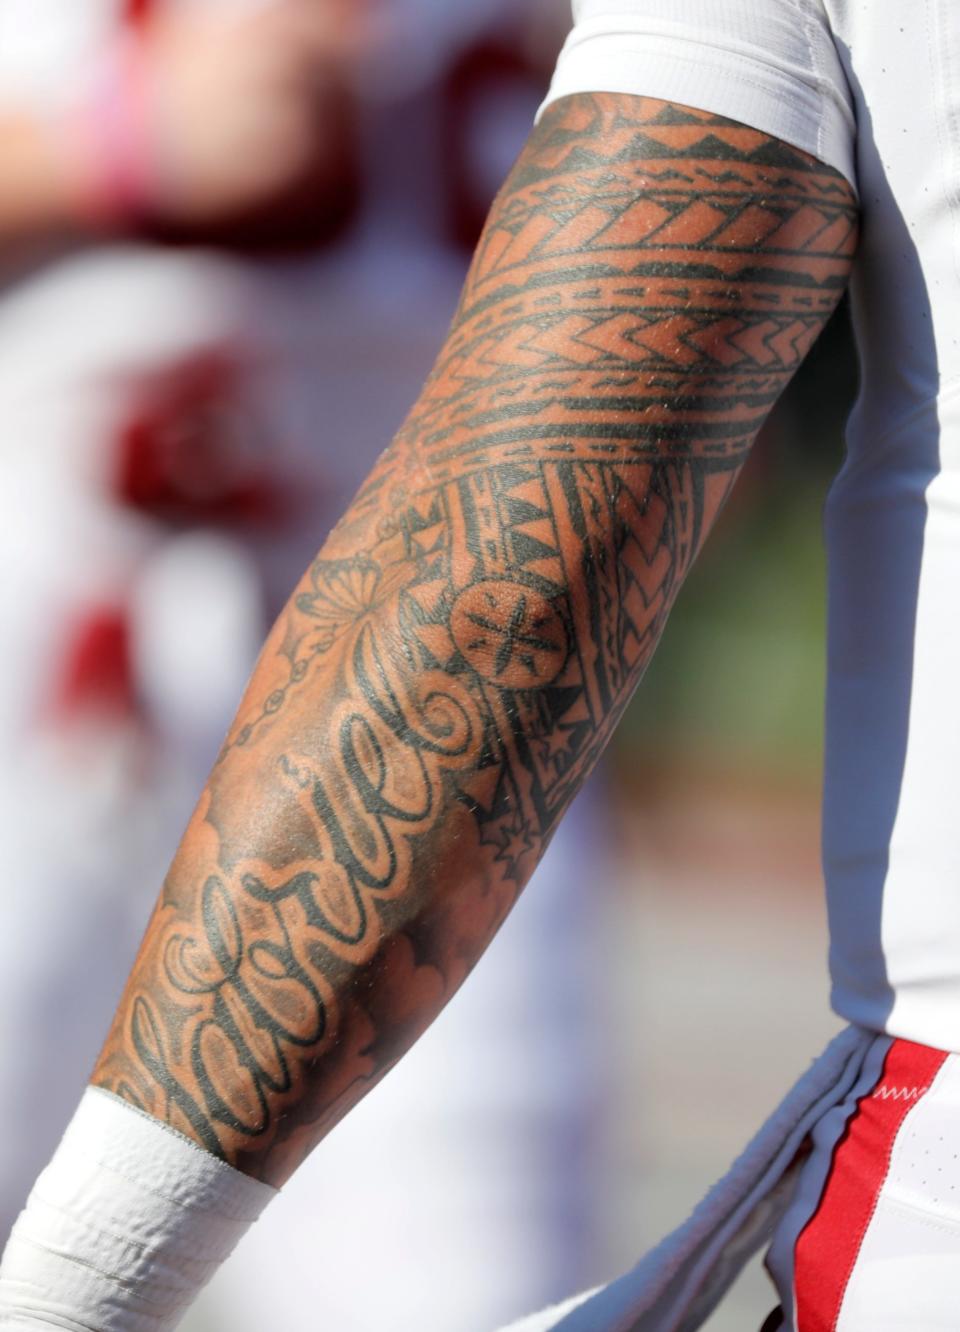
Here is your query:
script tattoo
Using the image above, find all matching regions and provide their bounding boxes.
[92,94,857,1181]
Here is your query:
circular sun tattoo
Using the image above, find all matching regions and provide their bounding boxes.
[450,579,568,688]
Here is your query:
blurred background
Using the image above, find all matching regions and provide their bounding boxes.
[0,2,857,1328]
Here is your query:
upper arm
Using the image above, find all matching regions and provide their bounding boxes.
[417,90,857,489]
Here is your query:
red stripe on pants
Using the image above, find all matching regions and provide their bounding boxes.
[794,1039,948,1331]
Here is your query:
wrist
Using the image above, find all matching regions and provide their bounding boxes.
[0,1087,276,1330]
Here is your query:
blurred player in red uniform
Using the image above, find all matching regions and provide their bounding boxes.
[0,0,360,1274]
[0,6,613,1331]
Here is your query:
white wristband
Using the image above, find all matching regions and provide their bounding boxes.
[0,1087,276,1331]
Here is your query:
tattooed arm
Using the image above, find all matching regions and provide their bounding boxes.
[92,93,857,1185]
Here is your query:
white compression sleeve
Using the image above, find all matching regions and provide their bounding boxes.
[0,1087,276,1331]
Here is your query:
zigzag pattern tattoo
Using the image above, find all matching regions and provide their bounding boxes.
[92,94,857,1181]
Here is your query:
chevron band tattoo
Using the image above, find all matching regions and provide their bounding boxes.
[92,94,857,1182]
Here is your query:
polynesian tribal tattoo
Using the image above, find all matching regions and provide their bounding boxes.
[92,93,857,1182]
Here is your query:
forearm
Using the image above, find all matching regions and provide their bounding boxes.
[91,92,856,1185]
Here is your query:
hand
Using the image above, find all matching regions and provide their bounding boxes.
[135,0,369,227]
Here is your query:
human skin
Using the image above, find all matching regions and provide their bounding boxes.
[91,92,858,1186]
[0,0,365,243]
